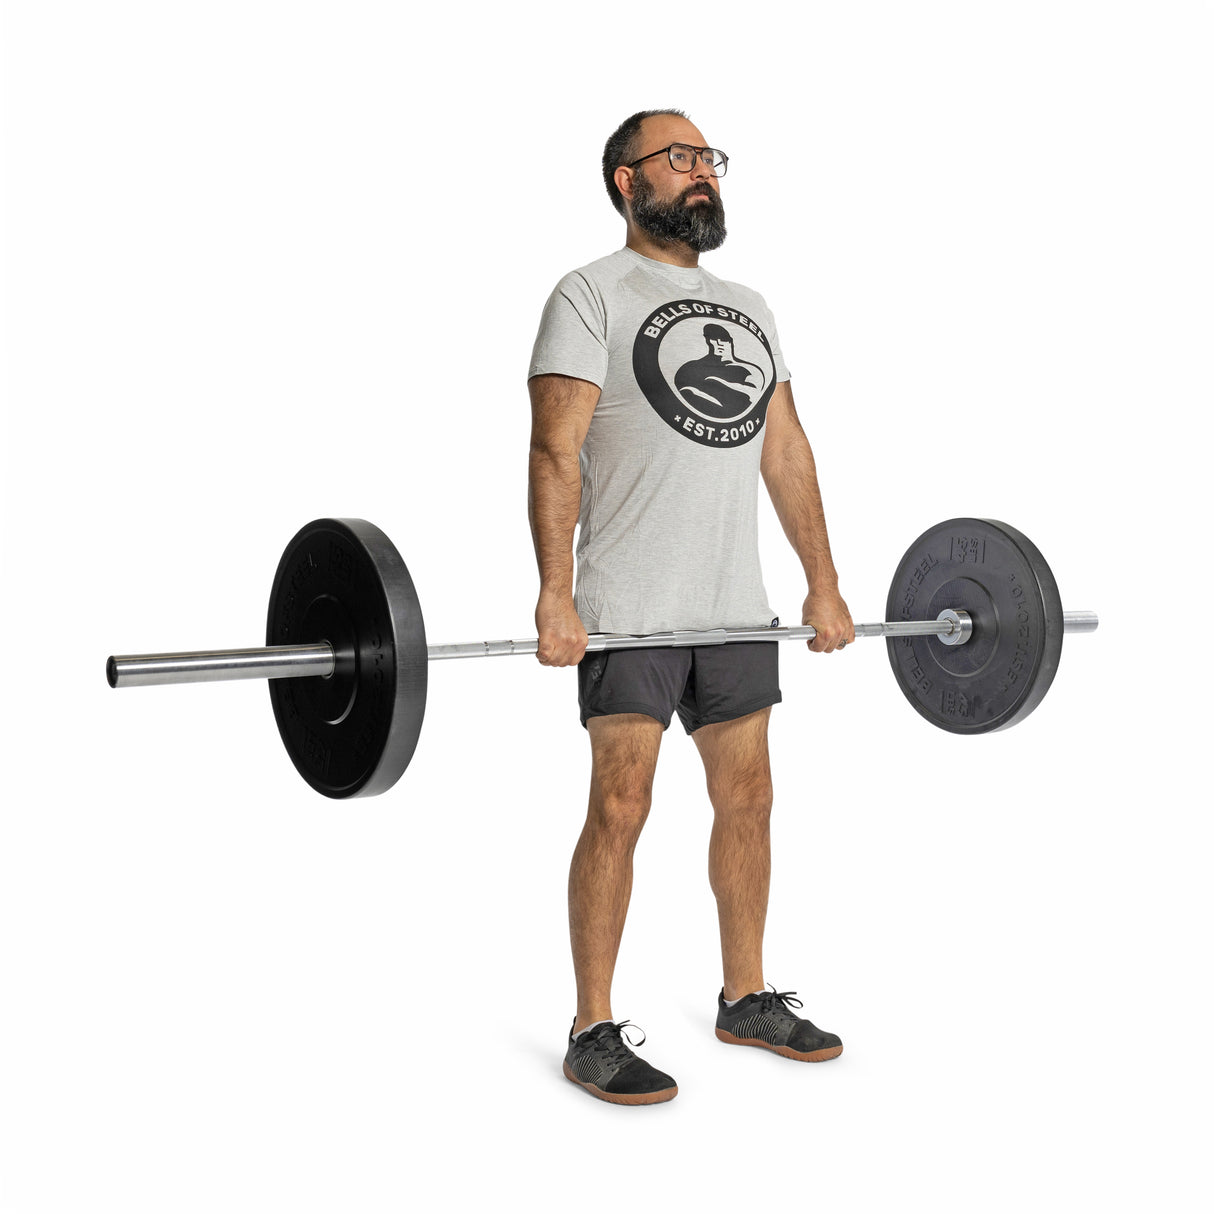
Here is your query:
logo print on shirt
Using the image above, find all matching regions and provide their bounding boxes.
[632,299,777,448]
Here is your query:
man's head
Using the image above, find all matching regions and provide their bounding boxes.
[702,323,734,358]
[602,110,727,253]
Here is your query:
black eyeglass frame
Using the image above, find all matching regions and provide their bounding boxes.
[626,143,729,177]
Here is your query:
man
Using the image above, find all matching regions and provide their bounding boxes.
[676,322,767,415]
[528,110,854,1106]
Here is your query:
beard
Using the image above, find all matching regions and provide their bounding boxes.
[630,172,727,253]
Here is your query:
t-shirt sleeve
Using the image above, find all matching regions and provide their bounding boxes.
[528,272,609,387]
[755,291,790,383]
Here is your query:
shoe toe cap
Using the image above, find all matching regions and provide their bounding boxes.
[788,1021,842,1054]
[604,1057,677,1096]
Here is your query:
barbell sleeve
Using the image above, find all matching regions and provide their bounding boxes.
[1059,610,1100,633]
[107,643,336,689]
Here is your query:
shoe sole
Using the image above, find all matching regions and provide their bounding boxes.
[562,1062,678,1105]
[715,1027,843,1062]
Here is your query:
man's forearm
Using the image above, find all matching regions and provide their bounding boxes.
[527,374,600,601]
[764,440,838,588]
[761,392,840,590]
[761,383,854,650]
[528,445,581,599]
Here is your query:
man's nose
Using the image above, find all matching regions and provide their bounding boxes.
[690,154,713,182]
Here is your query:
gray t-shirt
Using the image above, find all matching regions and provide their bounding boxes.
[529,246,789,634]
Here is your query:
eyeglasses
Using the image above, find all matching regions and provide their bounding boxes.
[627,143,729,178]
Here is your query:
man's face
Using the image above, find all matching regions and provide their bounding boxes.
[625,117,727,253]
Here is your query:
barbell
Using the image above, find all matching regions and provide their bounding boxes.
[106,516,1098,798]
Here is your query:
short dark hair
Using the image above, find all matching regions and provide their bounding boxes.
[602,109,689,216]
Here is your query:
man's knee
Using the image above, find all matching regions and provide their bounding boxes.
[709,770,773,821]
[589,780,654,839]
[586,714,662,838]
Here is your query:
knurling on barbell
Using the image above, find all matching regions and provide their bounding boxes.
[106,517,1099,798]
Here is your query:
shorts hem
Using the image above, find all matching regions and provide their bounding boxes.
[580,702,674,731]
[679,691,783,735]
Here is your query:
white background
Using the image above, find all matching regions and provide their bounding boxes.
[2,2,1210,1210]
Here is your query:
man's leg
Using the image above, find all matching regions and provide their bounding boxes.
[691,707,773,1001]
[695,705,843,1062]
[569,713,664,1035]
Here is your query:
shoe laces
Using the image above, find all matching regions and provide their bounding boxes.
[756,986,804,1019]
[589,1020,647,1066]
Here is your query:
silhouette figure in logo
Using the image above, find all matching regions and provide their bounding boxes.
[674,323,766,417]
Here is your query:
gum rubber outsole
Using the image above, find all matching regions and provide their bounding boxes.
[715,1027,843,1062]
[562,1062,678,1105]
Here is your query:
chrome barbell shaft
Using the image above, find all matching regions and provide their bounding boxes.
[430,608,1104,660]
[425,613,971,660]
[107,609,1099,687]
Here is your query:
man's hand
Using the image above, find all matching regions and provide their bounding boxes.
[535,593,589,667]
[802,587,855,654]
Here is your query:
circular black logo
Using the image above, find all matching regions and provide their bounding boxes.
[632,298,777,448]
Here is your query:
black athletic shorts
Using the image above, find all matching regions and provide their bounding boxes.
[577,642,781,734]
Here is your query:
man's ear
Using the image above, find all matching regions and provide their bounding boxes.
[614,165,635,206]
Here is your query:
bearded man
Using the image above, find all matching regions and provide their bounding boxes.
[528,109,854,1105]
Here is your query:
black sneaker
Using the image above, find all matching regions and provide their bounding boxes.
[715,986,843,1062]
[563,1020,678,1105]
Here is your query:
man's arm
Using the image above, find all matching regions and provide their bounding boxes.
[760,381,855,653]
[528,373,600,666]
